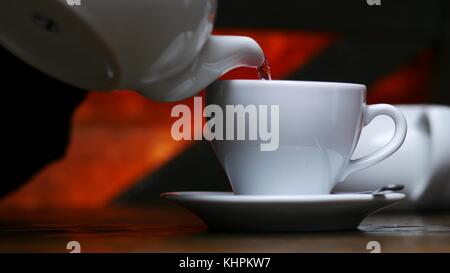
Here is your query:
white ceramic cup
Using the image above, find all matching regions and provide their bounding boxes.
[206,80,407,195]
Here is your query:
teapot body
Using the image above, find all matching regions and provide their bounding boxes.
[0,0,226,100]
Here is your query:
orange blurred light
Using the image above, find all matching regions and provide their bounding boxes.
[3,30,433,209]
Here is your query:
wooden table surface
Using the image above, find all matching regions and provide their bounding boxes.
[1,206,450,253]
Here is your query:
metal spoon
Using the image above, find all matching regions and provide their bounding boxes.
[333,184,404,196]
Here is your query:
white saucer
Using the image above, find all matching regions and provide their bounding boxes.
[161,191,405,232]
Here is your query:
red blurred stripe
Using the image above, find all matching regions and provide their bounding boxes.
[0,29,433,209]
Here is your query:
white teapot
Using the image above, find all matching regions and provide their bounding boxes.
[0,0,264,101]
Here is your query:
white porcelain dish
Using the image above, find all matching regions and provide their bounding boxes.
[162,191,405,232]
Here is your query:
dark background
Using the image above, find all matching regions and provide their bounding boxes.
[1,0,449,207]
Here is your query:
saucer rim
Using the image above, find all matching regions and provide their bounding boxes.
[161,191,406,203]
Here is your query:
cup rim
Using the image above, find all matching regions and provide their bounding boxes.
[213,79,366,89]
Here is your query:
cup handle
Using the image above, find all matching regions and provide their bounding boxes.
[339,104,407,181]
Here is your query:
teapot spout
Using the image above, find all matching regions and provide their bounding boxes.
[201,35,266,75]
[137,35,265,101]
